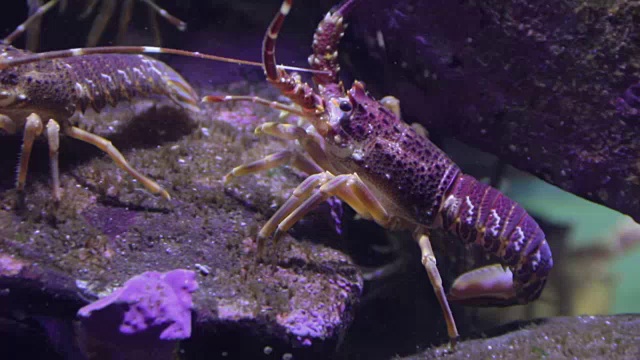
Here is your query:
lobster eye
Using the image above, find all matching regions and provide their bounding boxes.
[339,100,352,112]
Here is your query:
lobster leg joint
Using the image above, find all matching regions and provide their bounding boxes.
[254,122,333,171]
[416,231,459,346]
[274,172,391,240]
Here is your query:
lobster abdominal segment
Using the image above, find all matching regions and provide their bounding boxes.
[60,53,198,116]
[441,174,553,305]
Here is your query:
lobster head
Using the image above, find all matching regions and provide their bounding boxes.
[324,81,401,157]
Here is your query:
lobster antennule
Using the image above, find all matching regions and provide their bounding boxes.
[309,0,358,86]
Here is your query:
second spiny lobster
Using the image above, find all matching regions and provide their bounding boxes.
[0,9,327,203]
[0,6,198,202]
[208,0,554,346]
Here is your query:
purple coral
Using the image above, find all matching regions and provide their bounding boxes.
[77,269,198,345]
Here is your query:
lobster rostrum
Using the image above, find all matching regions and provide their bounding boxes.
[214,0,554,345]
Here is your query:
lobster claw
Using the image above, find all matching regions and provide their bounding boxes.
[447,264,520,307]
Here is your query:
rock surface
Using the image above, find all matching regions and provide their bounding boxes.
[399,315,640,360]
[0,82,362,359]
[344,0,640,222]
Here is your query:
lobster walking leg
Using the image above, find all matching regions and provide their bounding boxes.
[17,114,44,194]
[222,121,334,185]
[273,172,391,239]
[255,174,326,255]
[87,0,117,47]
[146,1,162,46]
[117,0,136,44]
[254,171,389,254]
[223,150,321,184]
[203,95,306,117]
[139,0,187,31]
[46,120,61,201]
[416,231,459,345]
[64,126,170,200]
[4,0,60,46]
[0,115,17,136]
[20,0,187,50]
[255,123,333,171]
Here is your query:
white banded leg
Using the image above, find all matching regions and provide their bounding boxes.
[16,114,44,194]
[64,126,170,200]
[415,230,459,347]
[256,171,390,257]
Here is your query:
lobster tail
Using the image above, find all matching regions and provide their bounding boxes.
[440,174,553,306]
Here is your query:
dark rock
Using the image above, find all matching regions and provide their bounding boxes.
[344,0,640,222]
[398,315,640,359]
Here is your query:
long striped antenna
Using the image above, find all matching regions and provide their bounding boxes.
[0,45,330,75]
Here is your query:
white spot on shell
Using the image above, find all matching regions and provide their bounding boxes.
[512,226,525,251]
[117,70,131,84]
[352,148,365,161]
[100,73,113,83]
[74,82,85,97]
[465,196,475,223]
[530,251,541,270]
[489,209,501,236]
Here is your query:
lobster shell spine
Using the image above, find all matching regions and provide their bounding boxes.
[441,174,553,304]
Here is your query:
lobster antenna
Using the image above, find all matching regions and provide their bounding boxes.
[0,45,330,75]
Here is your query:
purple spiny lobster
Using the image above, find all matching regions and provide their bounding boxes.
[0,0,554,346]
[207,0,554,346]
